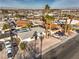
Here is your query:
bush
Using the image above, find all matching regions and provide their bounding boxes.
[0,45,3,51]
[0,43,4,51]
[2,23,10,30]
[20,42,26,50]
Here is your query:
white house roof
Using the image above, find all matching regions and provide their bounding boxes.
[54,19,79,25]
[48,13,53,16]
[18,27,45,41]
[71,20,79,24]
[22,38,35,42]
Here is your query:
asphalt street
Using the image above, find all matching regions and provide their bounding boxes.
[63,34,79,59]
[63,45,79,59]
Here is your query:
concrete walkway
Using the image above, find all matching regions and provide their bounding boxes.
[41,37,61,52]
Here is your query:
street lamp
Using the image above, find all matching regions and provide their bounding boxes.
[39,32,44,59]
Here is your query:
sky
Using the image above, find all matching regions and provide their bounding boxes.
[0,0,79,9]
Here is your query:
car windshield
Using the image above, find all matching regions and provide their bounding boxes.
[5,40,11,44]
[5,42,11,45]
[8,53,13,58]
[5,44,11,48]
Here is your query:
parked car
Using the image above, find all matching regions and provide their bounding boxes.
[7,48,12,54]
[7,50,13,59]
[5,40,13,59]
[55,31,65,36]
[7,53,13,59]
[53,34,60,38]
[5,40,11,48]
[5,40,11,45]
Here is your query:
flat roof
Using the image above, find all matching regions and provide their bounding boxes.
[18,27,45,40]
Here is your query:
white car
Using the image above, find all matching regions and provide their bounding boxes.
[5,44,11,48]
[5,44,13,59]
[5,41,10,45]
[5,40,11,48]
[7,48,12,53]
[53,34,60,38]
[8,58,13,59]
[7,48,13,59]
[7,52,13,59]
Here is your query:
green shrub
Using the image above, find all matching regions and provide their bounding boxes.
[2,23,10,30]
[20,42,26,50]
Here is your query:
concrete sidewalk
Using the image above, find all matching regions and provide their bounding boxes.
[0,49,7,59]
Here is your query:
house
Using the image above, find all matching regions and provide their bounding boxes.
[17,27,45,42]
[16,20,27,28]
[47,23,59,29]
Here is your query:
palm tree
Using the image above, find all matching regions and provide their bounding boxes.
[44,4,50,14]
[64,18,68,34]
[27,23,32,31]
[67,15,74,33]
[45,15,55,29]
[62,14,69,34]
[2,9,8,15]
[63,14,74,35]
[42,14,55,38]
[42,4,50,38]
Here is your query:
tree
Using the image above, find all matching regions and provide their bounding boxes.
[61,14,69,34]
[42,4,54,38]
[63,14,74,35]
[2,23,10,30]
[45,15,55,29]
[20,42,26,50]
[67,15,74,33]
[15,14,26,18]
[14,37,20,45]
[20,42,26,59]
[42,14,55,38]
[2,9,8,14]
[44,4,50,15]
[0,44,3,51]
[27,23,32,30]
[64,18,68,34]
